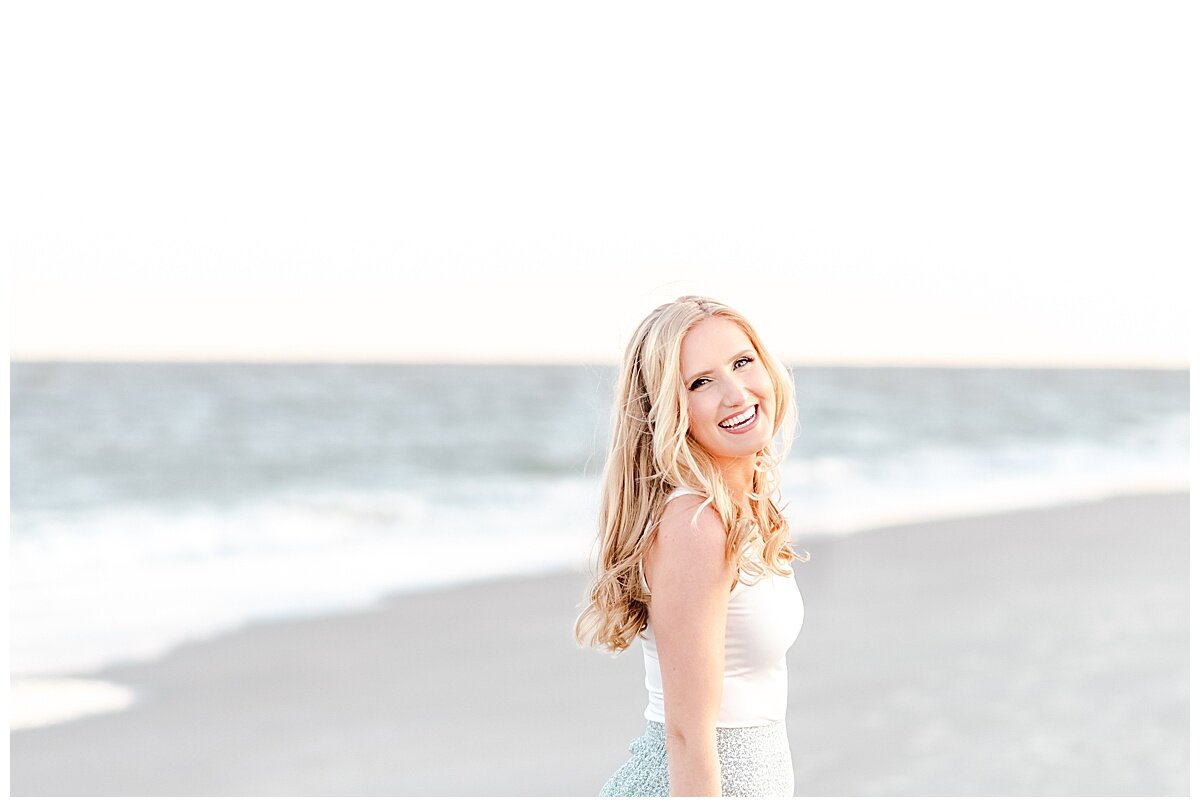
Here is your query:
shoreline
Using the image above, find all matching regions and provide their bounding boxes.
[11,490,1190,795]
[11,480,1188,686]
[13,484,1187,686]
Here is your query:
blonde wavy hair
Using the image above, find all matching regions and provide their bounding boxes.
[574,295,809,654]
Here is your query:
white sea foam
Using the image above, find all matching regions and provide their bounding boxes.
[10,677,138,731]
[781,429,1189,535]
[11,477,599,682]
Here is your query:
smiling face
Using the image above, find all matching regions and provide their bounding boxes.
[679,316,776,463]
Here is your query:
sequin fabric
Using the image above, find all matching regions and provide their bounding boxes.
[598,719,794,797]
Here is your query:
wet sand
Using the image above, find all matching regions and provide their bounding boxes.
[11,491,1189,796]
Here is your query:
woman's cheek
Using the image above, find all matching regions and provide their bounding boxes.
[752,367,774,395]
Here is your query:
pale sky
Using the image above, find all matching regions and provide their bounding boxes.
[4,1,1195,367]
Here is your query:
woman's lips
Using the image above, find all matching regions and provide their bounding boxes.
[718,405,758,434]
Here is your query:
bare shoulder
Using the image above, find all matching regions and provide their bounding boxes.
[659,493,724,546]
[646,494,733,591]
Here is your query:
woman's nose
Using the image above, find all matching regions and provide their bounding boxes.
[720,380,752,405]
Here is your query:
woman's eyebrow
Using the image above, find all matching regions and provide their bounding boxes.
[685,347,755,385]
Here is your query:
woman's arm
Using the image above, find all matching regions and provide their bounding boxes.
[645,496,736,796]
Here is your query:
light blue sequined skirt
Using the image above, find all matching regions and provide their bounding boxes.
[599,718,793,797]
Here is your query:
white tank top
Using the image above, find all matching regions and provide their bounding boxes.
[638,486,805,727]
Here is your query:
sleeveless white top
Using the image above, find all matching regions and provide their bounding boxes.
[638,486,805,727]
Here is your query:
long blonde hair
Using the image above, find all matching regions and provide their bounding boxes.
[574,295,808,653]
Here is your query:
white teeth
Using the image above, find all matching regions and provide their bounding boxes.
[719,405,756,428]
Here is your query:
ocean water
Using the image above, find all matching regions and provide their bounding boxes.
[10,362,1189,727]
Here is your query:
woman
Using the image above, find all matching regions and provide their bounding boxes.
[575,295,809,797]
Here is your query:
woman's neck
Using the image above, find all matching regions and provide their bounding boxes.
[713,456,756,511]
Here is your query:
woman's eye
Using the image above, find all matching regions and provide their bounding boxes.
[688,357,755,390]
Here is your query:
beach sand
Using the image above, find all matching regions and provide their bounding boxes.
[11,492,1189,796]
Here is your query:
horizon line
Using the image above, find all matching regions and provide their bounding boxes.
[8,354,1190,371]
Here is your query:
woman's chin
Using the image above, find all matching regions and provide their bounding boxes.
[706,435,772,460]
